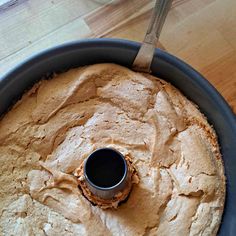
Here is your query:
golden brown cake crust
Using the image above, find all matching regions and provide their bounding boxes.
[0,64,225,236]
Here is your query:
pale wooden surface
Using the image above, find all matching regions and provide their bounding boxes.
[0,0,235,112]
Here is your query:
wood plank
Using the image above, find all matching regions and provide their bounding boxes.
[85,0,155,37]
[103,0,215,44]
[0,0,23,10]
[0,0,111,59]
[165,30,232,70]
[85,0,195,38]
[212,0,236,50]
[159,0,236,110]
[201,52,236,113]
[161,0,236,61]
[0,18,92,75]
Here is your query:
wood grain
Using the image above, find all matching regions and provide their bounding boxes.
[160,0,236,112]
[85,0,154,37]
[0,0,108,59]
[0,0,235,112]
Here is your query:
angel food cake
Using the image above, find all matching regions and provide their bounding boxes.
[0,64,225,235]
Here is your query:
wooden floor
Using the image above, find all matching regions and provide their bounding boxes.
[0,0,235,113]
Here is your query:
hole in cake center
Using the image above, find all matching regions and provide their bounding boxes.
[85,149,126,188]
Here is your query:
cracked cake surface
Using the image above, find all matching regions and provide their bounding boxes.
[0,64,225,235]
